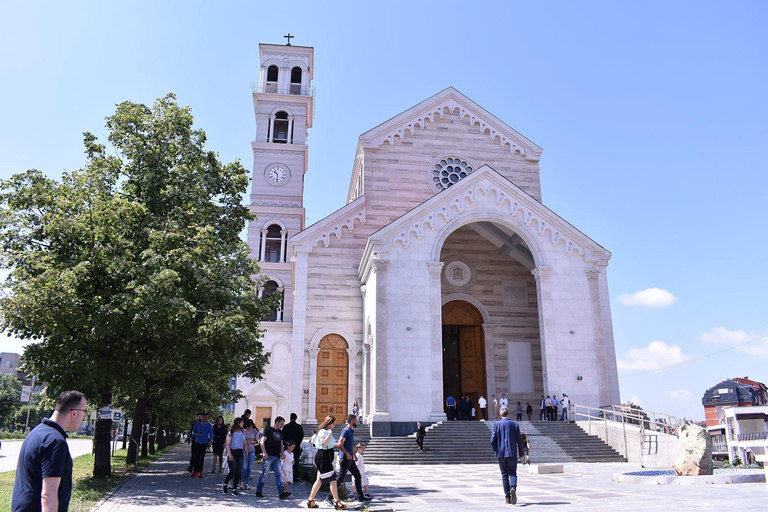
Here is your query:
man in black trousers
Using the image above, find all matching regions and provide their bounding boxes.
[281,412,304,482]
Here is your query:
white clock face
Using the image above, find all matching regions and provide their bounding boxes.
[267,166,287,183]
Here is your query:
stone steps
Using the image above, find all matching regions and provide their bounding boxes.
[363,420,626,464]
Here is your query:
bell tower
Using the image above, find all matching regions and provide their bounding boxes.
[249,40,314,323]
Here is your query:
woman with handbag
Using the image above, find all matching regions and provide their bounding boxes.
[306,415,345,510]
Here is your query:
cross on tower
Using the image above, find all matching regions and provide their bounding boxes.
[284,33,294,46]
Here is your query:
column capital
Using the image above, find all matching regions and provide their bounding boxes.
[346,347,360,358]
[482,323,496,335]
[280,229,288,235]
[260,228,268,234]
[360,285,367,298]
[531,266,553,280]
[372,259,390,273]
[585,268,601,281]
[307,347,321,358]
[427,261,444,277]
[365,335,373,346]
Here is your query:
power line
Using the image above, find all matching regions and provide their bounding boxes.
[619,333,768,378]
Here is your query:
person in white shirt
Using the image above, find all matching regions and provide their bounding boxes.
[560,393,570,421]
[478,395,488,420]
[499,394,509,414]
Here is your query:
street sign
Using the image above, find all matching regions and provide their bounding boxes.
[112,411,122,421]
[97,407,112,420]
[20,386,31,403]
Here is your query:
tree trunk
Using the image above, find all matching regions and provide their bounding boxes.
[148,412,156,455]
[93,388,113,478]
[127,396,147,464]
[121,416,128,451]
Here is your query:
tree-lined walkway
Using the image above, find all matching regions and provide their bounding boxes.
[93,443,765,511]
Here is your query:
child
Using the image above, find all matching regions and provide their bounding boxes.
[281,440,296,491]
[352,443,370,498]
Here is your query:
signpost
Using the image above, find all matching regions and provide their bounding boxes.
[20,386,31,403]
[23,375,35,431]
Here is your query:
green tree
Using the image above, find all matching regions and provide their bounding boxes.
[0,94,273,477]
[0,373,22,426]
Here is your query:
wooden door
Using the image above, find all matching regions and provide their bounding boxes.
[442,301,486,420]
[460,326,485,419]
[254,406,272,430]
[316,334,349,421]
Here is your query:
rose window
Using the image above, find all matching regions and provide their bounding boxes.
[432,157,474,191]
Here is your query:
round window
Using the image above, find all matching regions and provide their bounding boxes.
[431,157,474,191]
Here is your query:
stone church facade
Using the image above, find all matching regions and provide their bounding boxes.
[236,43,621,436]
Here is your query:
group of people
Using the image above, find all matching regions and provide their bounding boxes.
[187,410,305,501]
[539,393,570,421]
[444,394,478,420]
[307,414,371,510]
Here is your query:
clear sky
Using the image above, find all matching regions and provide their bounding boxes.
[1,1,766,421]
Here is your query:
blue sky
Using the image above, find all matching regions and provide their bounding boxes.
[1,1,766,421]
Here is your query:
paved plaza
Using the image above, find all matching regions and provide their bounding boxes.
[93,444,765,511]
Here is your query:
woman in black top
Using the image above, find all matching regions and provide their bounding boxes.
[212,415,228,473]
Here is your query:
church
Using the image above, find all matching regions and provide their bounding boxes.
[236,42,621,436]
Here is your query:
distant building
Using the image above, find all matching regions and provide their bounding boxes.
[702,376,768,461]
[0,352,25,380]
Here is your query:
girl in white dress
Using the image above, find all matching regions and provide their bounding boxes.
[281,441,296,490]
[353,443,370,497]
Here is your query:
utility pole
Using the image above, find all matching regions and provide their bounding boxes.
[24,375,35,431]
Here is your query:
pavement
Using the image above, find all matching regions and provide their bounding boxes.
[92,444,766,511]
[0,439,93,473]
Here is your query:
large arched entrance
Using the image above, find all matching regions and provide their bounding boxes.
[442,300,485,420]
[315,334,349,420]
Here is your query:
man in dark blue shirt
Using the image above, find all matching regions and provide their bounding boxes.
[445,395,457,421]
[190,412,213,478]
[336,414,370,502]
[13,390,88,512]
[490,406,526,505]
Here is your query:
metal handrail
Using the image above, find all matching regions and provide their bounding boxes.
[251,83,314,97]
[125,435,140,472]
[572,403,680,461]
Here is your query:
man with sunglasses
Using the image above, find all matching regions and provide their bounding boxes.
[12,390,87,512]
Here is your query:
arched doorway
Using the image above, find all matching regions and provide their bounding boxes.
[442,300,485,420]
[315,334,349,421]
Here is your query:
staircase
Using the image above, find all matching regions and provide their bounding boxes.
[364,420,496,464]
[359,420,625,464]
[510,420,626,463]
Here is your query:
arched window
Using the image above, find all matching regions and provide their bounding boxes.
[262,280,282,322]
[290,66,302,95]
[267,65,279,82]
[264,224,283,262]
[273,111,290,143]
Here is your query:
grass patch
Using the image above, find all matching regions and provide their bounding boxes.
[1,444,177,512]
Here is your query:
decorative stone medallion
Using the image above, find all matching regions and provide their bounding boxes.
[441,256,477,292]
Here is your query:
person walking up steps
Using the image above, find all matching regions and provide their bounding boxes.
[416,421,426,452]
[490,406,526,505]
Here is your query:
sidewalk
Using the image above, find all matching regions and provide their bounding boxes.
[93,444,765,511]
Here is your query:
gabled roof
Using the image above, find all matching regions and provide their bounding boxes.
[358,87,543,161]
[358,164,611,280]
[289,195,366,252]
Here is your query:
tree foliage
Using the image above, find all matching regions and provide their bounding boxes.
[0,94,274,475]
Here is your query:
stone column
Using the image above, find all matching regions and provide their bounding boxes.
[306,346,321,424]
[277,287,285,322]
[532,266,558,394]
[289,251,310,418]
[268,115,275,143]
[287,116,295,144]
[482,323,497,399]
[347,347,359,415]
[362,335,372,421]
[259,229,268,261]
[370,259,391,426]
[585,269,608,404]
[279,230,287,263]
[427,261,447,423]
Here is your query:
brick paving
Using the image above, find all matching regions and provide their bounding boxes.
[93,444,766,511]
